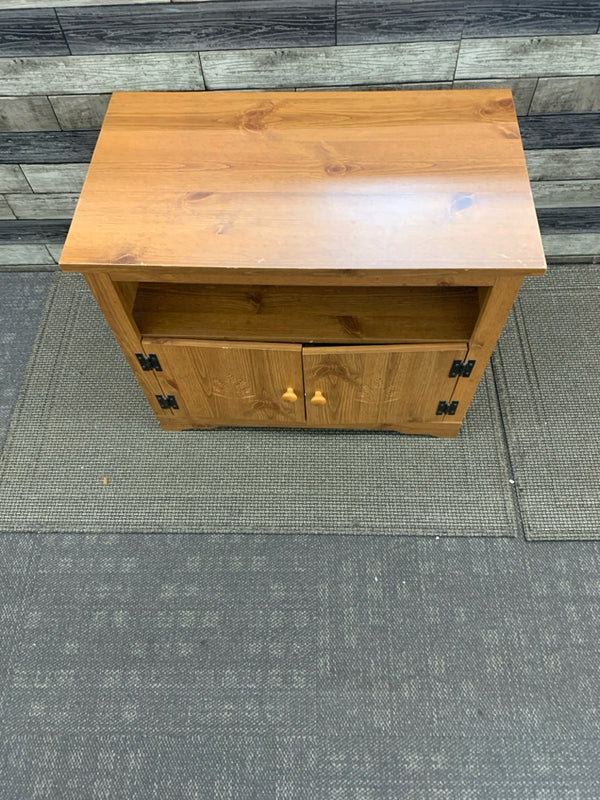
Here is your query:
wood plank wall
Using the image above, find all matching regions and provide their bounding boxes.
[1,1,599,267]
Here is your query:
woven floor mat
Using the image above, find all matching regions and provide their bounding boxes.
[0,273,516,536]
[493,263,600,540]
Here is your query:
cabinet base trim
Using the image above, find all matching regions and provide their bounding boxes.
[157,417,462,438]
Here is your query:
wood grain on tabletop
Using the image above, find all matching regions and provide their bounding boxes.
[60,89,546,276]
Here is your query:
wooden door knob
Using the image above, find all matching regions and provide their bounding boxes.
[282,387,298,403]
[310,390,327,406]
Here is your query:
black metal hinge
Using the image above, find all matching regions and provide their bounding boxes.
[136,353,162,371]
[449,359,476,378]
[156,394,179,409]
[436,400,459,416]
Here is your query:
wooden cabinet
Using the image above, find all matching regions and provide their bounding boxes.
[144,338,305,425]
[60,90,546,437]
[302,344,468,428]
[141,336,468,429]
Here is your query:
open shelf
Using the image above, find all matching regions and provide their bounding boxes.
[131,283,480,344]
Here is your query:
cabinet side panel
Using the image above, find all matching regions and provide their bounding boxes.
[84,272,174,421]
[449,276,524,422]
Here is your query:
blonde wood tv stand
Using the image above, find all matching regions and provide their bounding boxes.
[60,90,546,438]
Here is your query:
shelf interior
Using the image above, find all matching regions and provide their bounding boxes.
[131,283,481,344]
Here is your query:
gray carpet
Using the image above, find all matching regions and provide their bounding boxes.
[0,273,516,537]
[2,267,600,797]
[2,531,600,799]
[493,263,600,540]
[0,271,54,452]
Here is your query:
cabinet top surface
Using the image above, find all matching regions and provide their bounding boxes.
[61,90,546,277]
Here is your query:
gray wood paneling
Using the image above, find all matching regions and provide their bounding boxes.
[463,2,600,38]
[45,243,63,263]
[0,131,99,164]
[542,233,600,259]
[0,9,69,57]
[456,34,600,79]
[0,198,16,220]
[21,163,89,193]
[6,193,79,219]
[0,165,31,193]
[0,244,55,265]
[453,78,537,115]
[0,264,57,271]
[0,96,60,132]
[532,180,600,208]
[530,77,600,114]
[296,81,452,92]
[0,220,69,243]
[201,42,460,89]
[519,114,600,150]
[337,0,465,45]
[537,207,600,233]
[4,0,168,6]
[0,53,204,95]
[525,149,600,180]
[0,11,596,264]
[58,1,335,55]
[49,94,111,130]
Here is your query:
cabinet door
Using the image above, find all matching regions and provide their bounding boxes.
[143,337,306,424]
[303,343,468,427]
